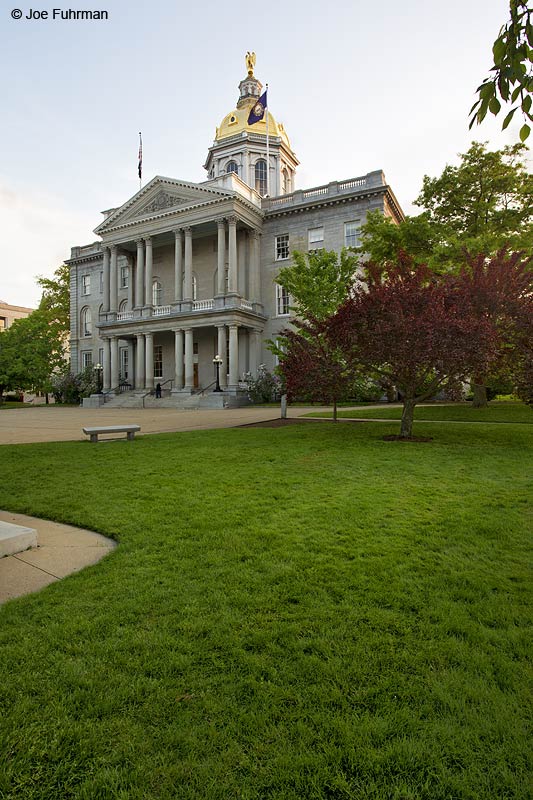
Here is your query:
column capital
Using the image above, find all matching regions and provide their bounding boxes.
[216,217,226,229]
[135,238,144,246]
[173,228,183,238]
[109,243,118,253]
[183,226,192,236]
[172,327,184,333]
[101,244,110,254]
[144,236,152,245]
[228,322,240,331]
[227,215,238,226]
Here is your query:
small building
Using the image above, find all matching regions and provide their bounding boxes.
[67,55,404,407]
[0,301,34,331]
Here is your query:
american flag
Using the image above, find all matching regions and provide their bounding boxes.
[138,132,142,181]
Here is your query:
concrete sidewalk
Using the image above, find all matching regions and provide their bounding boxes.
[0,405,327,445]
[0,511,116,605]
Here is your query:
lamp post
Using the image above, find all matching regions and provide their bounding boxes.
[213,354,223,392]
[94,363,103,394]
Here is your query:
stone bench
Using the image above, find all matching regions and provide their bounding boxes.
[82,424,141,443]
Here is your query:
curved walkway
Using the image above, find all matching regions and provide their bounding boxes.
[0,405,332,445]
[0,511,116,604]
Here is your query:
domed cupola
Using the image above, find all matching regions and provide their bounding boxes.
[204,53,299,197]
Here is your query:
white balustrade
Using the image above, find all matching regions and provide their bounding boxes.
[192,299,214,311]
[117,311,134,321]
[240,299,253,310]
[153,305,171,316]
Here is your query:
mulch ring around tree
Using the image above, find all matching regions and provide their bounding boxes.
[382,434,433,442]
[238,418,363,429]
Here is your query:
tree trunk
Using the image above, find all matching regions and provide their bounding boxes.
[471,382,488,408]
[333,398,338,422]
[400,398,416,438]
[45,393,49,405]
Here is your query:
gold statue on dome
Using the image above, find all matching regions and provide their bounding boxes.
[245,51,256,76]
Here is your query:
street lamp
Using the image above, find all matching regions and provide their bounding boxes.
[213,354,223,392]
[94,363,103,394]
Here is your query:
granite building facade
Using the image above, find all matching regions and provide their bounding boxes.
[67,55,403,407]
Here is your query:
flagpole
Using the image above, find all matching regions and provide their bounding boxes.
[138,132,143,191]
[265,83,270,197]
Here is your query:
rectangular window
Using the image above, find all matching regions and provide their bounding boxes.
[276,283,290,316]
[81,275,90,295]
[81,351,93,369]
[120,266,129,289]
[154,345,163,379]
[98,347,104,367]
[275,234,289,261]
[308,227,324,251]
[344,221,360,248]
[99,271,104,294]
[0,317,6,331]
[120,347,129,380]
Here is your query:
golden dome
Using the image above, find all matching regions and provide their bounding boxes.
[215,101,292,148]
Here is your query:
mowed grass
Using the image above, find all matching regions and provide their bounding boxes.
[307,401,533,425]
[0,421,532,799]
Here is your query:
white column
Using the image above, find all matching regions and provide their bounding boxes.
[109,245,118,313]
[249,329,262,377]
[174,329,184,389]
[237,231,247,296]
[110,336,119,388]
[145,332,154,390]
[102,247,110,313]
[250,230,261,303]
[145,237,153,308]
[135,334,145,390]
[228,216,237,294]
[174,230,183,302]
[229,324,239,388]
[135,239,144,308]
[216,219,226,295]
[103,338,111,391]
[184,328,194,390]
[127,258,134,310]
[184,228,193,301]
[217,324,227,389]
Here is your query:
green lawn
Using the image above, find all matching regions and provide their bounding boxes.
[0,421,532,799]
[306,401,533,425]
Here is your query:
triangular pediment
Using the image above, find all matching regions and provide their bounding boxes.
[94,176,233,235]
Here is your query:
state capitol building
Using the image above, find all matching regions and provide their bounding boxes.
[67,54,404,407]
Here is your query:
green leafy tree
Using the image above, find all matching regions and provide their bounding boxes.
[0,265,70,400]
[470,0,533,141]
[276,248,359,321]
[360,143,533,276]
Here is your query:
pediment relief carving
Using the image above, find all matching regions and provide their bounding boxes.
[135,191,189,217]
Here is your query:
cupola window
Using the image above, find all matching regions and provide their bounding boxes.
[255,159,267,195]
[226,161,238,175]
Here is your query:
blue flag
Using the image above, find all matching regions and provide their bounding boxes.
[247,91,267,125]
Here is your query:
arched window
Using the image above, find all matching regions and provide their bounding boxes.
[119,299,128,312]
[182,274,198,300]
[226,161,238,175]
[81,307,92,336]
[152,280,162,307]
[255,159,267,195]
[98,304,104,320]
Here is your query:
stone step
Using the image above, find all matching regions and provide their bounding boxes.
[0,521,38,558]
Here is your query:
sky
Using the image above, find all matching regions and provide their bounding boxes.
[0,0,528,307]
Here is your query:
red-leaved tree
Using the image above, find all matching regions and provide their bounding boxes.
[450,249,533,406]
[328,254,498,438]
[278,318,356,421]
